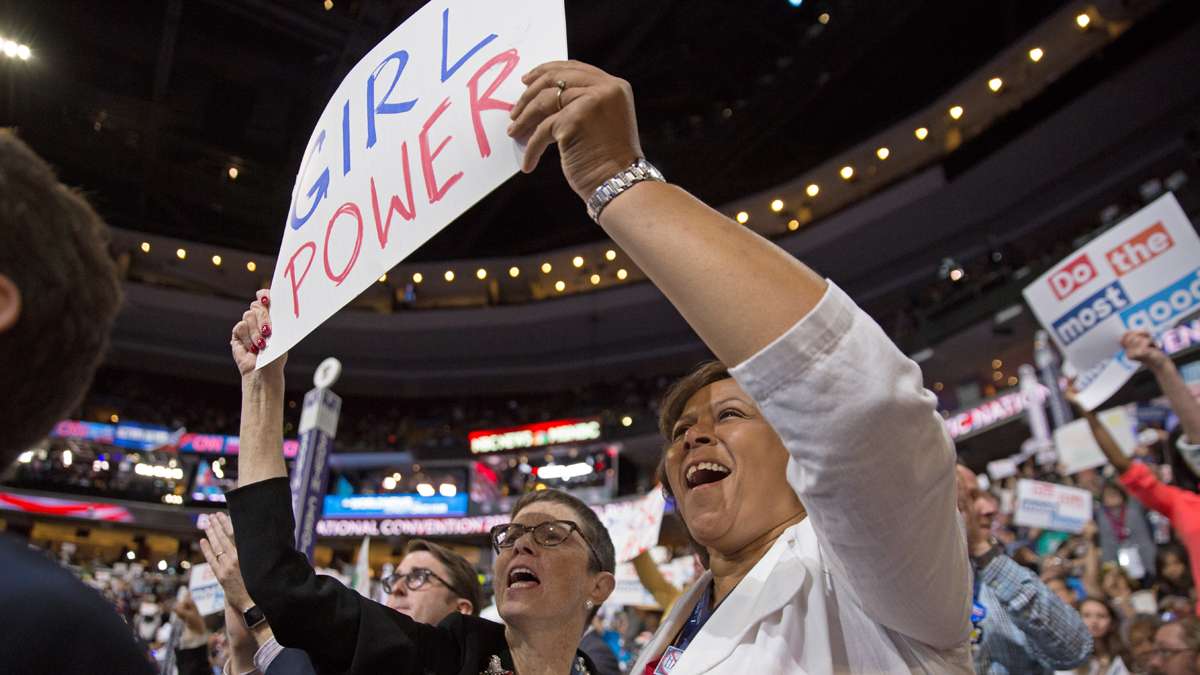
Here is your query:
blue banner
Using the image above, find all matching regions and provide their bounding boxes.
[323,493,468,518]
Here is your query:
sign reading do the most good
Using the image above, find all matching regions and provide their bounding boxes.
[1023,193,1200,409]
[257,1,567,367]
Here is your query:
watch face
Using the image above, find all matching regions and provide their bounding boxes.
[243,605,265,626]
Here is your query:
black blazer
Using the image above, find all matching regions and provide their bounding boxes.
[229,478,597,675]
[0,533,155,674]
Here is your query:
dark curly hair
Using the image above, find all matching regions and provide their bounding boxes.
[0,130,122,466]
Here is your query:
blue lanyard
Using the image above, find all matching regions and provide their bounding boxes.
[671,583,715,653]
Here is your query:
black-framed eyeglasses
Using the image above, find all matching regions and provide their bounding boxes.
[1151,646,1196,660]
[490,520,601,565]
[382,567,457,596]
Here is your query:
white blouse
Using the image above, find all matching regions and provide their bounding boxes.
[632,282,974,674]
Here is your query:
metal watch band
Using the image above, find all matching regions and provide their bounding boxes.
[586,158,665,222]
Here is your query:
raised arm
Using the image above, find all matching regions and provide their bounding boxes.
[1124,330,1200,469]
[508,61,969,649]
[232,290,287,487]
[1066,385,1132,474]
[979,555,1092,669]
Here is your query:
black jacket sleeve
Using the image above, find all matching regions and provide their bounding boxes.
[265,647,319,675]
[227,477,464,674]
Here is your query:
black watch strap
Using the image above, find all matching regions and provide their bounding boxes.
[242,604,266,628]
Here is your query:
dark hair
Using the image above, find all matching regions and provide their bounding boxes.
[0,130,122,467]
[1080,597,1131,665]
[1163,615,1200,653]
[1156,543,1194,596]
[403,539,482,616]
[654,361,731,501]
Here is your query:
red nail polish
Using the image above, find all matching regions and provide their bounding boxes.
[261,324,272,337]
[256,337,267,350]
[260,295,270,307]
[249,344,259,355]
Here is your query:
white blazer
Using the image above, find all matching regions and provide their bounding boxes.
[632,283,974,674]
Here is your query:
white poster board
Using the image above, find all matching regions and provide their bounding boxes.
[599,489,667,564]
[1054,405,1138,475]
[187,562,226,616]
[258,0,568,366]
[1022,193,1200,409]
[1013,479,1093,534]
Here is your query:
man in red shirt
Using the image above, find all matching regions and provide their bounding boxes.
[1073,331,1200,616]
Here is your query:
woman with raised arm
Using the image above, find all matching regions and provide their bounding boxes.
[226,291,617,675]
[505,61,973,673]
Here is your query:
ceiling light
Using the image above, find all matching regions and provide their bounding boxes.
[818,12,830,24]
[541,262,552,274]
[993,371,1004,381]
[378,274,387,283]
[770,199,784,212]
[933,382,944,392]
[412,272,423,283]
[444,270,455,282]
[616,269,628,280]
[110,414,120,423]
[323,0,333,9]
[438,483,457,497]
[949,268,964,282]
[554,280,566,292]
[604,249,617,261]
[227,166,239,180]
[988,77,1004,93]
[787,219,800,231]
[246,261,257,272]
[572,256,584,268]
[839,165,854,180]
[211,255,222,266]
[382,476,397,491]
[416,483,435,497]
[992,359,1003,369]
[876,147,890,160]
[176,248,187,260]
[140,242,151,253]
[1028,47,1044,63]
[735,211,749,224]
[948,105,963,120]
[914,127,929,141]
[1075,13,1091,29]
[508,266,520,278]
[16,44,30,61]
[2,41,16,58]
[589,274,601,285]
[805,183,819,197]
[476,268,487,280]
[621,416,633,427]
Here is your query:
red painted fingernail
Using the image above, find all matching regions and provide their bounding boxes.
[256,338,267,350]
[261,324,272,337]
[260,295,270,307]
[249,344,259,354]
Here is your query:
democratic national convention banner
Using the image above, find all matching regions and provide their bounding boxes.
[1013,479,1093,534]
[1023,193,1200,410]
[257,0,568,367]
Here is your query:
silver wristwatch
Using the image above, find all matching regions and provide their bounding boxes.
[586,158,665,222]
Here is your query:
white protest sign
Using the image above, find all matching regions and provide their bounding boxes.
[1022,193,1200,409]
[598,489,667,564]
[258,0,567,366]
[986,457,1018,481]
[1053,404,1138,475]
[1013,479,1093,533]
[188,562,226,616]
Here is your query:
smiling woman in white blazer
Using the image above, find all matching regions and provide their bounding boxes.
[504,58,975,674]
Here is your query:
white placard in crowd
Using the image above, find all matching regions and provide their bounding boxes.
[1022,193,1200,410]
[187,562,226,616]
[600,489,667,564]
[1013,479,1094,534]
[986,457,1019,481]
[257,0,568,366]
[1053,404,1138,475]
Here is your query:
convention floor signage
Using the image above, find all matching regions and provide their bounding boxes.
[1023,193,1200,409]
[1013,479,1093,534]
[258,0,567,367]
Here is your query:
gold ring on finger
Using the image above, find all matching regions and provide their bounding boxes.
[555,79,566,111]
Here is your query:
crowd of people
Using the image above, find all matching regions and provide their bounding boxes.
[3,54,1200,675]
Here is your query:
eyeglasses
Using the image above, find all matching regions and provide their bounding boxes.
[1150,646,1195,660]
[490,520,602,566]
[382,567,458,596]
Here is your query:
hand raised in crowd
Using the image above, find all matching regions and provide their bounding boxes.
[199,512,262,672]
[1121,330,1167,368]
[230,289,285,379]
[172,591,206,635]
[507,61,642,200]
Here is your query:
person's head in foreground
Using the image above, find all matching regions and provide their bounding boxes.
[490,489,616,635]
[1130,615,1162,673]
[1149,616,1200,675]
[383,539,482,625]
[0,129,122,469]
[655,362,805,567]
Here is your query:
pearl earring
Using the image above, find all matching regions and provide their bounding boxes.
[585,600,594,610]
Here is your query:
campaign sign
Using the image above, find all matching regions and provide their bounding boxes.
[1023,193,1200,409]
[257,0,567,367]
[1013,479,1093,534]
[187,562,226,616]
[1053,404,1138,475]
[599,489,667,564]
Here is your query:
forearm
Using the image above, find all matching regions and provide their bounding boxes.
[238,372,286,487]
[1083,543,1103,599]
[1083,411,1131,473]
[1151,358,1200,443]
[983,555,1092,668]
[598,181,826,367]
